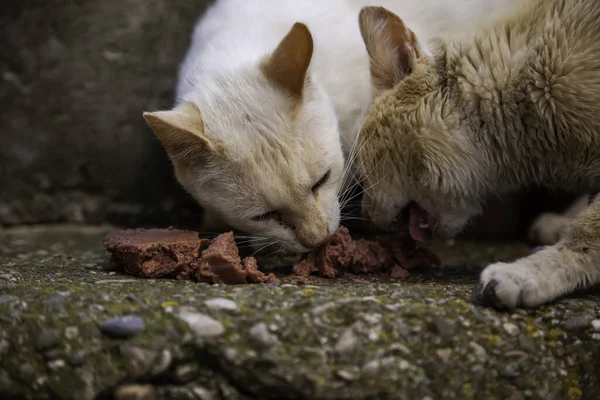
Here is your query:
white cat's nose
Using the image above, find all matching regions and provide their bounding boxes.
[297,232,329,250]
[295,218,329,249]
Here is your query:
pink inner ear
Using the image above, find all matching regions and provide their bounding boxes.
[359,6,421,91]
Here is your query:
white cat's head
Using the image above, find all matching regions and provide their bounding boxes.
[144,23,344,254]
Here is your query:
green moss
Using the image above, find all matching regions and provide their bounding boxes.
[1,227,598,399]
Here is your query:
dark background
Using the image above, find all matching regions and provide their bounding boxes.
[0,0,215,228]
[0,0,577,240]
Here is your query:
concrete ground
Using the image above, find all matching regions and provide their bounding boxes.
[0,225,599,400]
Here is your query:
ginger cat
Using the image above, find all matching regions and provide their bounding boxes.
[356,0,600,308]
[143,0,520,255]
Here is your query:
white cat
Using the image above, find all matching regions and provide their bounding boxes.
[144,0,520,254]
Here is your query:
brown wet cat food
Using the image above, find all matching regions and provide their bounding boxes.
[104,227,439,284]
[104,228,279,284]
[104,228,209,279]
[291,227,440,280]
[195,231,279,284]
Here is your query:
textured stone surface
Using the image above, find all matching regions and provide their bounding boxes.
[0,225,598,399]
[0,0,213,226]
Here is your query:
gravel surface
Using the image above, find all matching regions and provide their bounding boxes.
[0,225,598,400]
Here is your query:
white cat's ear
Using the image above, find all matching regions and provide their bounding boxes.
[358,6,424,93]
[261,22,314,97]
[143,101,217,167]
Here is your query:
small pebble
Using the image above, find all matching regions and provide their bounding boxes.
[249,322,278,348]
[114,384,156,400]
[175,363,200,383]
[335,328,358,354]
[70,352,87,367]
[0,295,17,304]
[192,387,215,400]
[503,322,520,336]
[223,348,238,362]
[362,360,380,376]
[99,315,145,339]
[593,333,600,341]
[591,319,600,332]
[48,359,65,370]
[36,329,61,351]
[125,294,141,303]
[150,349,173,376]
[429,317,455,338]
[204,298,239,312]
[381,357,396,367]
[178,309,224,338]
[469,341,488,362]
[123,347,154,379]
[398,359,411,371]
[563,313,594,330]
[436,348,453,362]
[501,362,520,378]
[518,334,536,352]
[0,339,9,355]
[336,368,358,381]
[65,326,79,340]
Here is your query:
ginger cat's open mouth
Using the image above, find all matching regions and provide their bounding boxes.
[393,202,433,244]
[408,202,433,244]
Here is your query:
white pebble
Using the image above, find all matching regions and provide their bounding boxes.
[178,309,224,338]
[503,322,520,336]
[591,319,600,332]
[335,328,358,354]
[204,298,239,312]
[249,322,278,347]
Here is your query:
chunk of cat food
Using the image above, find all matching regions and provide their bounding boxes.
[196,232,279,284]
[291,227,440,279]
[104,229,279,284]
[376,234,441,270]
[103,228,210,279]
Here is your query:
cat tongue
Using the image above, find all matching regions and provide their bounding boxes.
[408,203,433,244]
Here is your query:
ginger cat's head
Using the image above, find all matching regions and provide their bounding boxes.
[144,23,343,254]
[357,7,484,243]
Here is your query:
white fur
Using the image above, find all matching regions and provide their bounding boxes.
[174,0,522,253]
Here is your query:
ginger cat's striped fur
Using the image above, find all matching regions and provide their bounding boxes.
[357,0,600,308]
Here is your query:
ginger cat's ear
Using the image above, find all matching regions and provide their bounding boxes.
[261,22,314,97]
[143,101,216,167]
[358,6,423,93]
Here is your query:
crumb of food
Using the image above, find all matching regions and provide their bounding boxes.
[291,227,440,280]
[196,232,279,284]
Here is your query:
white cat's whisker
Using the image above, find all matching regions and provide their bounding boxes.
[250,241,279,258]
[261,243,287,259]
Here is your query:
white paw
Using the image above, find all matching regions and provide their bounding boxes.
[527,213,572,245]
[479,261,548,309]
